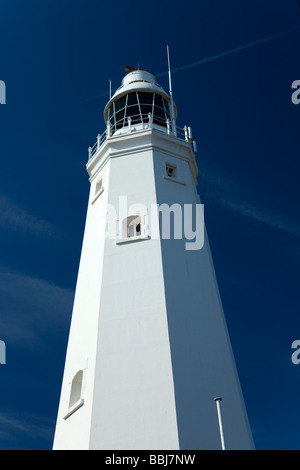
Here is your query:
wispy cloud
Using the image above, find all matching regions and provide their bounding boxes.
[0,268,73,449]
[217,197,300,238]
[0,268,74,349]
[199,168,300,238]
[0,193,63,241]
[0,412,54,448]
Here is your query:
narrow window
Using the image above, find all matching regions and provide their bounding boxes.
[115,96,127,129]
[127,216,142,237]
[163,98,171,121]
[126,92,140,124]
[117,214,148,244]
[138,92,154,122]
[108,105,115,133]
[153,94,166,126]
[91,177,104,204]
[69,370,83,408]
[95,178,103,196]
[123,215,142,239]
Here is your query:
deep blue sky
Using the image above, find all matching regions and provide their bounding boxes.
[0,0,300,450]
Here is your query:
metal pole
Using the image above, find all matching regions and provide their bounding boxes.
[166,45,177,136]
[214,397,226,450]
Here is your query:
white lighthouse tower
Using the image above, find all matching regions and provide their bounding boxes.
[53,68,254,450]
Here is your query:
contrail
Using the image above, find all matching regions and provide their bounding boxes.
[81,89,111,103]
[157,25,300,77]
[81,25,300,104]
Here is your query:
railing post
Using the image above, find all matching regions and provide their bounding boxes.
[172,118,177,137]
[184,125,188,141]
[88,147,92,160]
[128,116,132,132]
[166,119,170,135]
[97,134,101,149]
[148,112,153,125]
[188,126,193,141]
[106,120,111,137]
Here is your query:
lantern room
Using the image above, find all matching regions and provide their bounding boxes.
[103,70,177,134]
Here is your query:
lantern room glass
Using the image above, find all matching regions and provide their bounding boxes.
[108,92,171,133]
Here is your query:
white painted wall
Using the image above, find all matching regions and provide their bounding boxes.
[53,126,253,450]
[53,156,111,449]
[153,144,254,449]
[88,138,179,450]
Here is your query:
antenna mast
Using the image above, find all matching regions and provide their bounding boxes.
[166,45,177,136]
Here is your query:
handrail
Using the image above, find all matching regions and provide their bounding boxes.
[88,128,107,160]
[88,114,196,162]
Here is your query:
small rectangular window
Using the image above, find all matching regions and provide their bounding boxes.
[63,370,84,420]
[166,164,177,178]
[116,215,149,244]
[95,179,102,195]
[91,177,104,204]
[163,161,185,186]
[127,216,141,238]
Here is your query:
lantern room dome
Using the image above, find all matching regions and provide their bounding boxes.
[103,70,177,131]
[121,70,158,87]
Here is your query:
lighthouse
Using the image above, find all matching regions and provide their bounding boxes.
[52,68,254,450]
